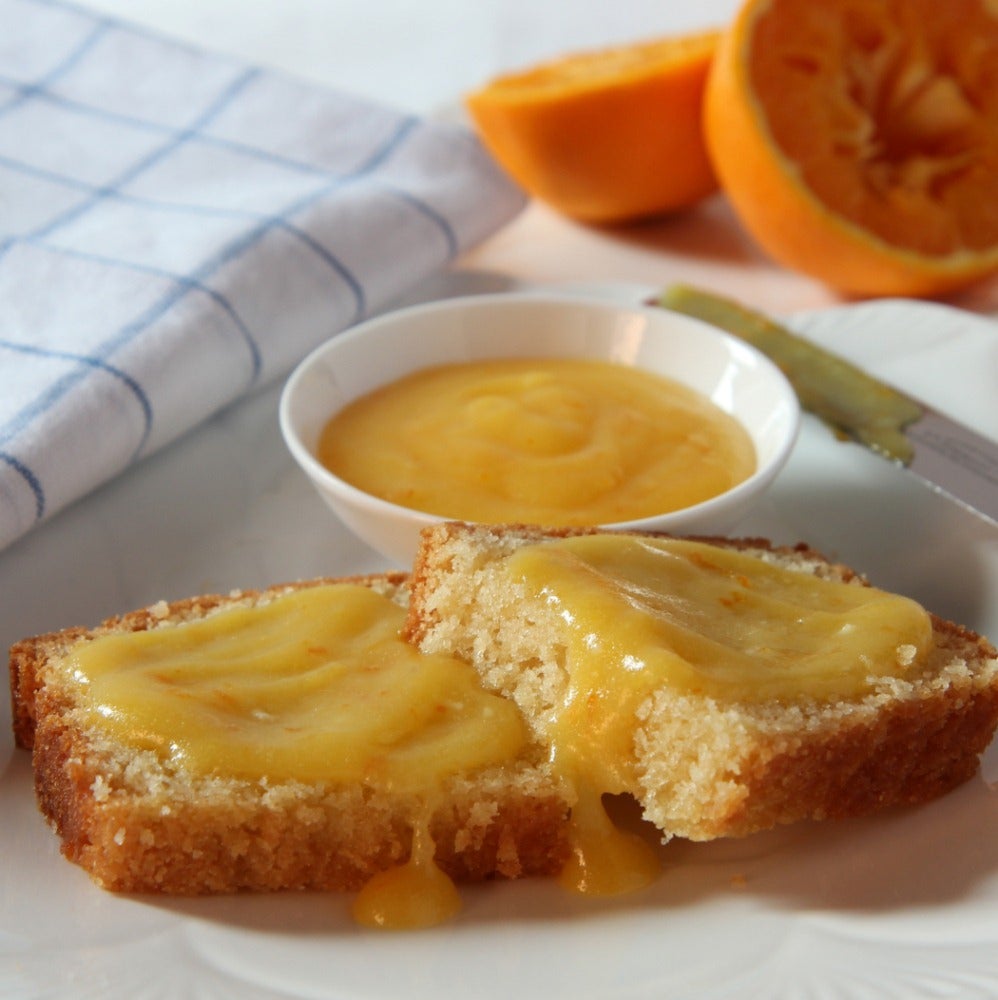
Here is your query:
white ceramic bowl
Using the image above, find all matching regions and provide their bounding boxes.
[279,293,800,565]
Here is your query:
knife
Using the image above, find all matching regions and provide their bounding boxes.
[655,284,998,528]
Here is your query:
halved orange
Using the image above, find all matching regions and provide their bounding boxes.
[705,0,998,297]
[465,32,721,224]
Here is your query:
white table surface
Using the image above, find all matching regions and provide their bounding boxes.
[3,5,998,998]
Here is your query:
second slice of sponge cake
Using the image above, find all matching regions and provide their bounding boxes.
[404,523,998,843]
[10,573,571,904]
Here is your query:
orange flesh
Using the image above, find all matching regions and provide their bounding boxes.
[483,34,718,97]
[465,32,720,222]
[748,0,998,257]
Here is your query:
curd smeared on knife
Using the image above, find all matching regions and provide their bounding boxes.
[318,358,756,525]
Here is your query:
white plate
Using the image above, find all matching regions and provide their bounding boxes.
[2,281,998,1000]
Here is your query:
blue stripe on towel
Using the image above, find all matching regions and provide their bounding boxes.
[0,339,153,449]
[0,16,110,115]
[0,451,45,520]
[19,239,266,381]
[0,68,457,254]
[30,68,263,242]
[0,151,370,318]
[0,337,155,518]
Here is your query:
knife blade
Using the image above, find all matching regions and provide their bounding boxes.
[902,407,998,525]
[655,284,998,528]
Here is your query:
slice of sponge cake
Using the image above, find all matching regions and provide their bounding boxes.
[404,523,998,844]
[9,573,570,906]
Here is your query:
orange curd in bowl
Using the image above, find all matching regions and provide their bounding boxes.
[317,357,756,525]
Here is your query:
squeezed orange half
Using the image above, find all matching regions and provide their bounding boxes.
[705,0,998,296]
[466,32,720,223]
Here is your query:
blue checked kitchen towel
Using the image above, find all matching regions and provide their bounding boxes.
[0,0,527,552]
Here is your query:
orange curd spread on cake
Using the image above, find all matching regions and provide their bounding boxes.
[66,583,529,929]
[502,533,934,892]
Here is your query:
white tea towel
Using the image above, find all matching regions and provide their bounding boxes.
[0,0,527,552]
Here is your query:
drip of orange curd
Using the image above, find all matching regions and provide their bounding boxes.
[559,783,661,897]
[352,811,462,929]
